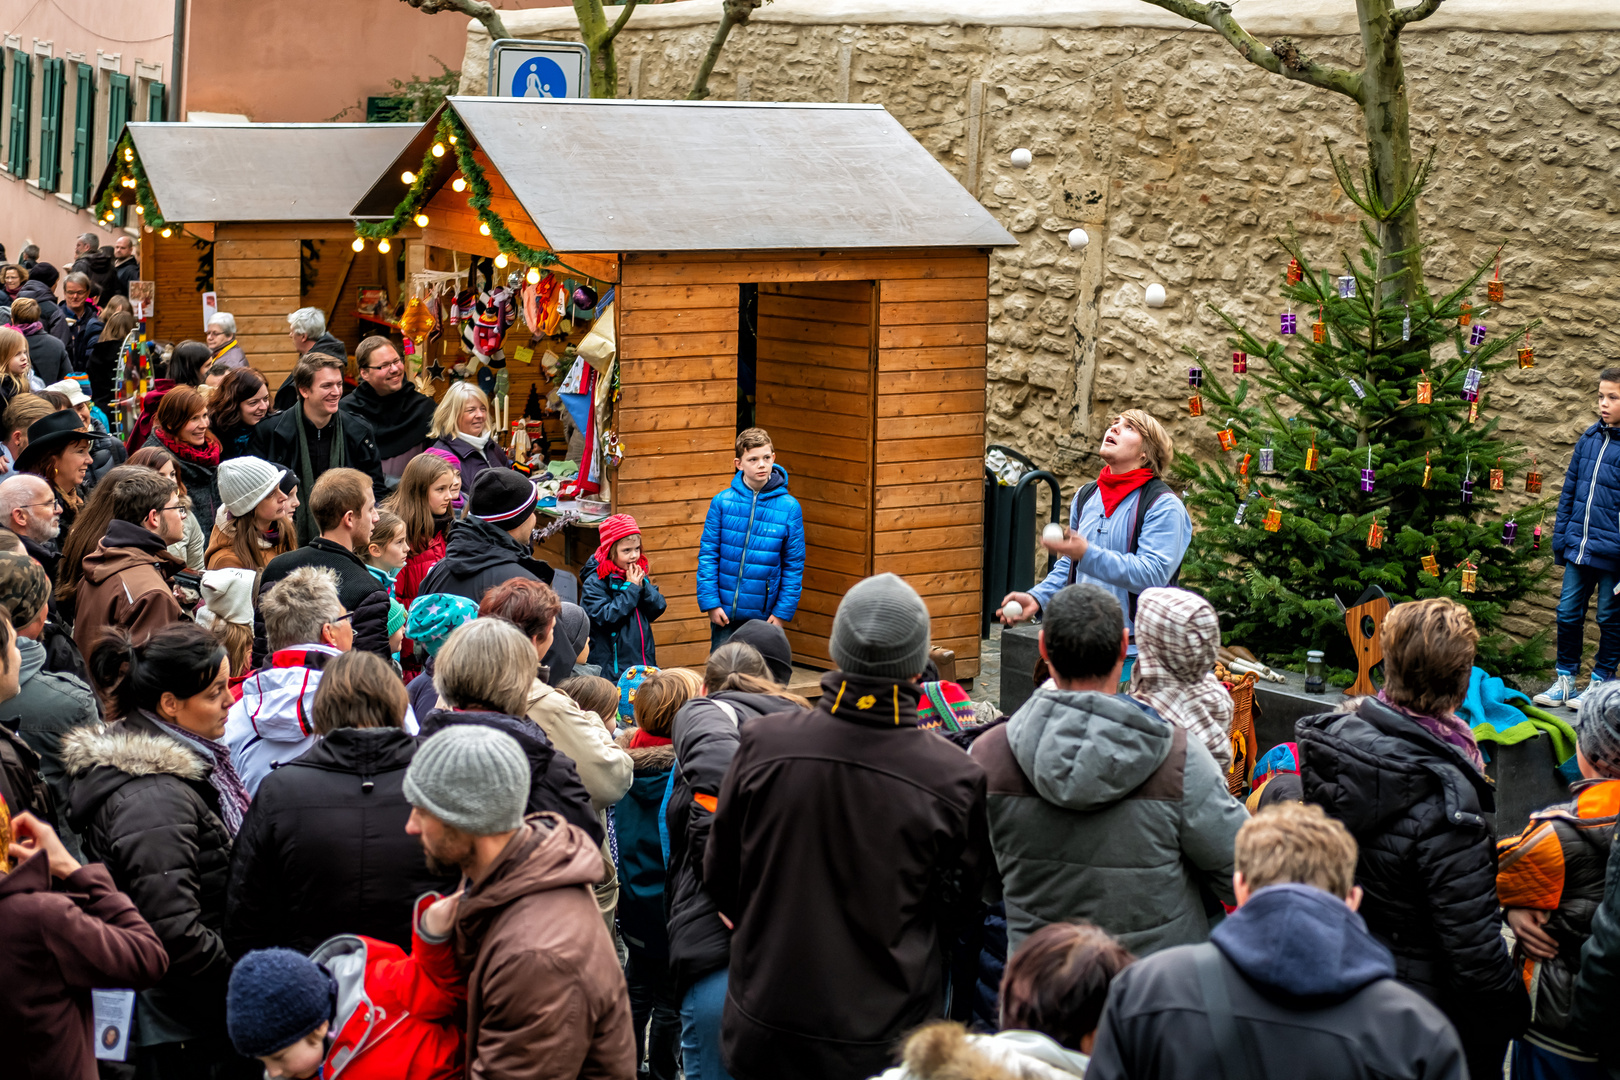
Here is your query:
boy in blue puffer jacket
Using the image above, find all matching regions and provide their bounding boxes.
[696,427,806,650]
[1540,370,1620,710]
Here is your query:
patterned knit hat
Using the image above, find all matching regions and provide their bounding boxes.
[1577,681,1620,780]
[618,664,659,723]
[0,551,48,630]
[917,680,977,732]
[406,593,480,657]
[468,467,537,527]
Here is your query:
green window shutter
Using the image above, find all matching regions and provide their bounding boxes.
[146,79,164,122]
[107,72,129,225]
[8,51,31,177]
[70,63,92,206]
[38,58,63,192]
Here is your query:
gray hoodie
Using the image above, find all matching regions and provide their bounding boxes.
[1,636,99,859]
[972,687,1249,955]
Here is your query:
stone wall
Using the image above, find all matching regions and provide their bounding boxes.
[463,0,1620,642]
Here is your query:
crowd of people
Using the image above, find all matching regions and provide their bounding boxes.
[9,240,1620,1080]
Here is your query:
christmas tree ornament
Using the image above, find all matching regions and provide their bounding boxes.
[1232,350,1248,374]
[1280,312,1297,335]
[1189,394,1204,417]
[1416,372,1432,404]
[1468,400,1480,424]
[1488,248,1504,302]
[1461,563,1478,593]
[1264,506,1282,532]
[1233,492,1254,526]
[1305,438,1319,471]
[1459,303,1473,327]
[1503,519,1518,546]
[1469,323,1487,347]
[1367,519,1384,549]
[1259,443,1275,474]
[1360,447,1375,493]
[1337,275,1357,298]
[1489,463,1504,491]
[1348,377,1366,399]
[1461,459,1474,506]
[1462,366,1482,402]
[1519,344,1536,369]
[1526,459,1542,494]
[1421,549,1440,576]
[1533,524,1542,551]
[1188,366,1203,388]
[1218,426,1237,452]
[1402,304,1412,342]
[1423,452,1433,489]
[1240,453,1252,477]
[1286,258,1303,285]
[1313,306,1326,344]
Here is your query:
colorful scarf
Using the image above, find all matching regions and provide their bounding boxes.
[148,712,253,835]
[1376,690,1487,772]
[8,320,43,337]
[153,423,222,467]
[1097,466,1155,518]
[210,338,240,364]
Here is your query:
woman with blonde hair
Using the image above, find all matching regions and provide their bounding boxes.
[1000,408,1191,681]
[0,326,37,406]
[426,380,510,493]
[384,450,460,612]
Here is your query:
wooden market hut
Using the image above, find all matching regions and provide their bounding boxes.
[352,97,1013,675]
[91,121,420,384]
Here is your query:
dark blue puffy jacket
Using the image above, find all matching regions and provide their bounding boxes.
[580,554,667,682]
[1554,422,1620,571]
[695,465,806,622]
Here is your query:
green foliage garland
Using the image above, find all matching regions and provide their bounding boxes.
[93,135,170,233]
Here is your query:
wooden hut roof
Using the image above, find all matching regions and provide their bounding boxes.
[351,98,1015,252]
[94,122,420,223]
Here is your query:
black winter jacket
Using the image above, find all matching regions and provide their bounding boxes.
[1086,883,1467,1080]
[62,713,235,1046]
[249,402,387,508]
[418,707,602,845]
[141,433,219,537]
[223,727,450,956]
[23,326,70,384]
[418,514,555,605]
[665,689,788,993]
[1298,698,1528,1072]
[1571,803,1620,1065]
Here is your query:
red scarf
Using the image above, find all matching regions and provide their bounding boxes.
[594,512,648,580]
[1097,466,1154,518]
[628,728,672,748]
[154,423,222,468]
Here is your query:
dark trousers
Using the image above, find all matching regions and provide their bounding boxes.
[626,947,681,1080]
[709,618,755,652]
[1556,563,1620,678]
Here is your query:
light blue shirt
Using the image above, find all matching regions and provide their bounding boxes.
[1028,483,1193,653]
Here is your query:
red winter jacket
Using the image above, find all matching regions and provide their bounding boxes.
[395,533,447,680]
[308,894,465,1080]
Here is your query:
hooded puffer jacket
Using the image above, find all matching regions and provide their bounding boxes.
[1085,883,1468,1080]
[417,515,556,605]
[1553,421,1620,570]
[3,636,99,860]
[695,465,806,622]
[972,688,1248,955]
[665,689,790,992]
[1496,777,1620,1055]
[418,707,601,845]
[580,553,666,682]
[1298,697,1528,1074]
[63,713,237,1047]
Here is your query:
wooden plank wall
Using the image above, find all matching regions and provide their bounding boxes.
[619,249,989,678]
[213,228,300,383]
[149,229,203,345]
[755,280,874,667]
[613,282,740,670]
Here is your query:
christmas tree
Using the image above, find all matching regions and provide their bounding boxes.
[1175,208,1550,678]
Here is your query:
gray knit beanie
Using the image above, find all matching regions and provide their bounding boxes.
[404,725,529,835]
[829,573,931,679]
[1578,680,1620,779]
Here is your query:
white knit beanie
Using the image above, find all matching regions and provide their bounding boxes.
[197,568,256,628]
[217,456,282,519]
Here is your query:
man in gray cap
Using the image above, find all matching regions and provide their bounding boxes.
[404,725,634,1077]
[704,572,989,1080]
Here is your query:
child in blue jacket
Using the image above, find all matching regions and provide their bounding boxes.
[1540,370,1620,710]
[581,513,666,683]
[696,427,807,650]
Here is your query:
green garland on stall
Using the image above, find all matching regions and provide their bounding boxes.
[354,110,601,284]
[93,134,171,233]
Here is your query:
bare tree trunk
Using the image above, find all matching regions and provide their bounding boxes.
[689,0,762,100]
[400,0,509,44]
[572,0,642,98]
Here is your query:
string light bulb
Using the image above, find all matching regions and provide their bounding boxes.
[526,267,541,285]
[413,213,429,227]
[401,170,416,184]
[160,227,172,238]
[432,143,445,157]
[478,222,491,237]
[494,252,509,268]
[352,237,365,252]
[134,205,144,216]
[377,238,391,253]
[123,148,133,162]
[448,134,457,144]
[452,177,466,192]
[111,197,121,208]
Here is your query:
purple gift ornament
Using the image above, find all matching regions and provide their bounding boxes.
[1188,366,1203,388]
[1502,520,1518,546]
[1360,468,1375,493]
[1469,323,1487,347]
[1461,477,1474,506]
[1280,312,1297,335]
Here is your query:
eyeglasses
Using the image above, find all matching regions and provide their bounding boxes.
[19,498,60,513]
[159,503,189,517]
[364,359,405,373]
[327,611,354,625]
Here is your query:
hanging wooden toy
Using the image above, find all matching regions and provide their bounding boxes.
[1286,257,1303,285]
[1503,518,1518,547]
[1416,370,1432,404]
[1488,247,1504,303]
[1232,350,1248,374]
[1360,446,1375,493]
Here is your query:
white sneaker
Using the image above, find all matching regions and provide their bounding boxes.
[1534,674,1576,708]
[1568,676,1606,711]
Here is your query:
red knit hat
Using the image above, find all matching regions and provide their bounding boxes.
[594,514,647,579]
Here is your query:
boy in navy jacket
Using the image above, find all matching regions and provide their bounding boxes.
[696,427,806,650]
[1540,369,1620,710]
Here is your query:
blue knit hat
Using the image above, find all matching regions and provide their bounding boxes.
[227,948,335,1058]
[407,593,480,657]
[618,664,660,723]
[388,598,407,639]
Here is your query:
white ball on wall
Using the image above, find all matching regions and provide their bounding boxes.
[1145,283,1167,308]
[1010,148,1033,169]
[1068,228,1089,250]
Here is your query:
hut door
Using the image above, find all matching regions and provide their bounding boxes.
[754,280,877,667]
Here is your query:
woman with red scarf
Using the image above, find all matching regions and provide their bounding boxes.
[580,513,668,682]
[143,385,223,537]
[1000,409,1192,677]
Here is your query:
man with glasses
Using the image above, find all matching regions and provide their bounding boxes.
[59,273,103,375]
[339,335,435,489]
[0,474,63,582]
[73,468,187,693]
[204,312,247,370]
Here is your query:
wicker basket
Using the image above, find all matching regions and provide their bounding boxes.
[1225,672,1258,797]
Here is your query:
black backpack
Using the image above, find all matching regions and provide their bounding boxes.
[1065,477,1182,619]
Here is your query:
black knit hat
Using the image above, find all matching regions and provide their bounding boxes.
[227,948,335,1057]
[469,467,537,526]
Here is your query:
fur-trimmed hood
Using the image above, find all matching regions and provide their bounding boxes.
[62,715,210,829]
[615,726,676,772]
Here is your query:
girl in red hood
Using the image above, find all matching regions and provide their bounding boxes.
[580,514,668,682]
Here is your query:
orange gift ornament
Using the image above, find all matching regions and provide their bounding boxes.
[1459,302,1473,327]
[1421,549,1440,576]
[1460,561,1478,593]
[1487,248,1504,303]
[1305,438,1319,471]
[1218,427,1237,452]
[1526,458,1542,494]
[1189,394,1204,417]
[1366,519,1384,550]
[1489,465,1504,491]
[1416,371,1432,404]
